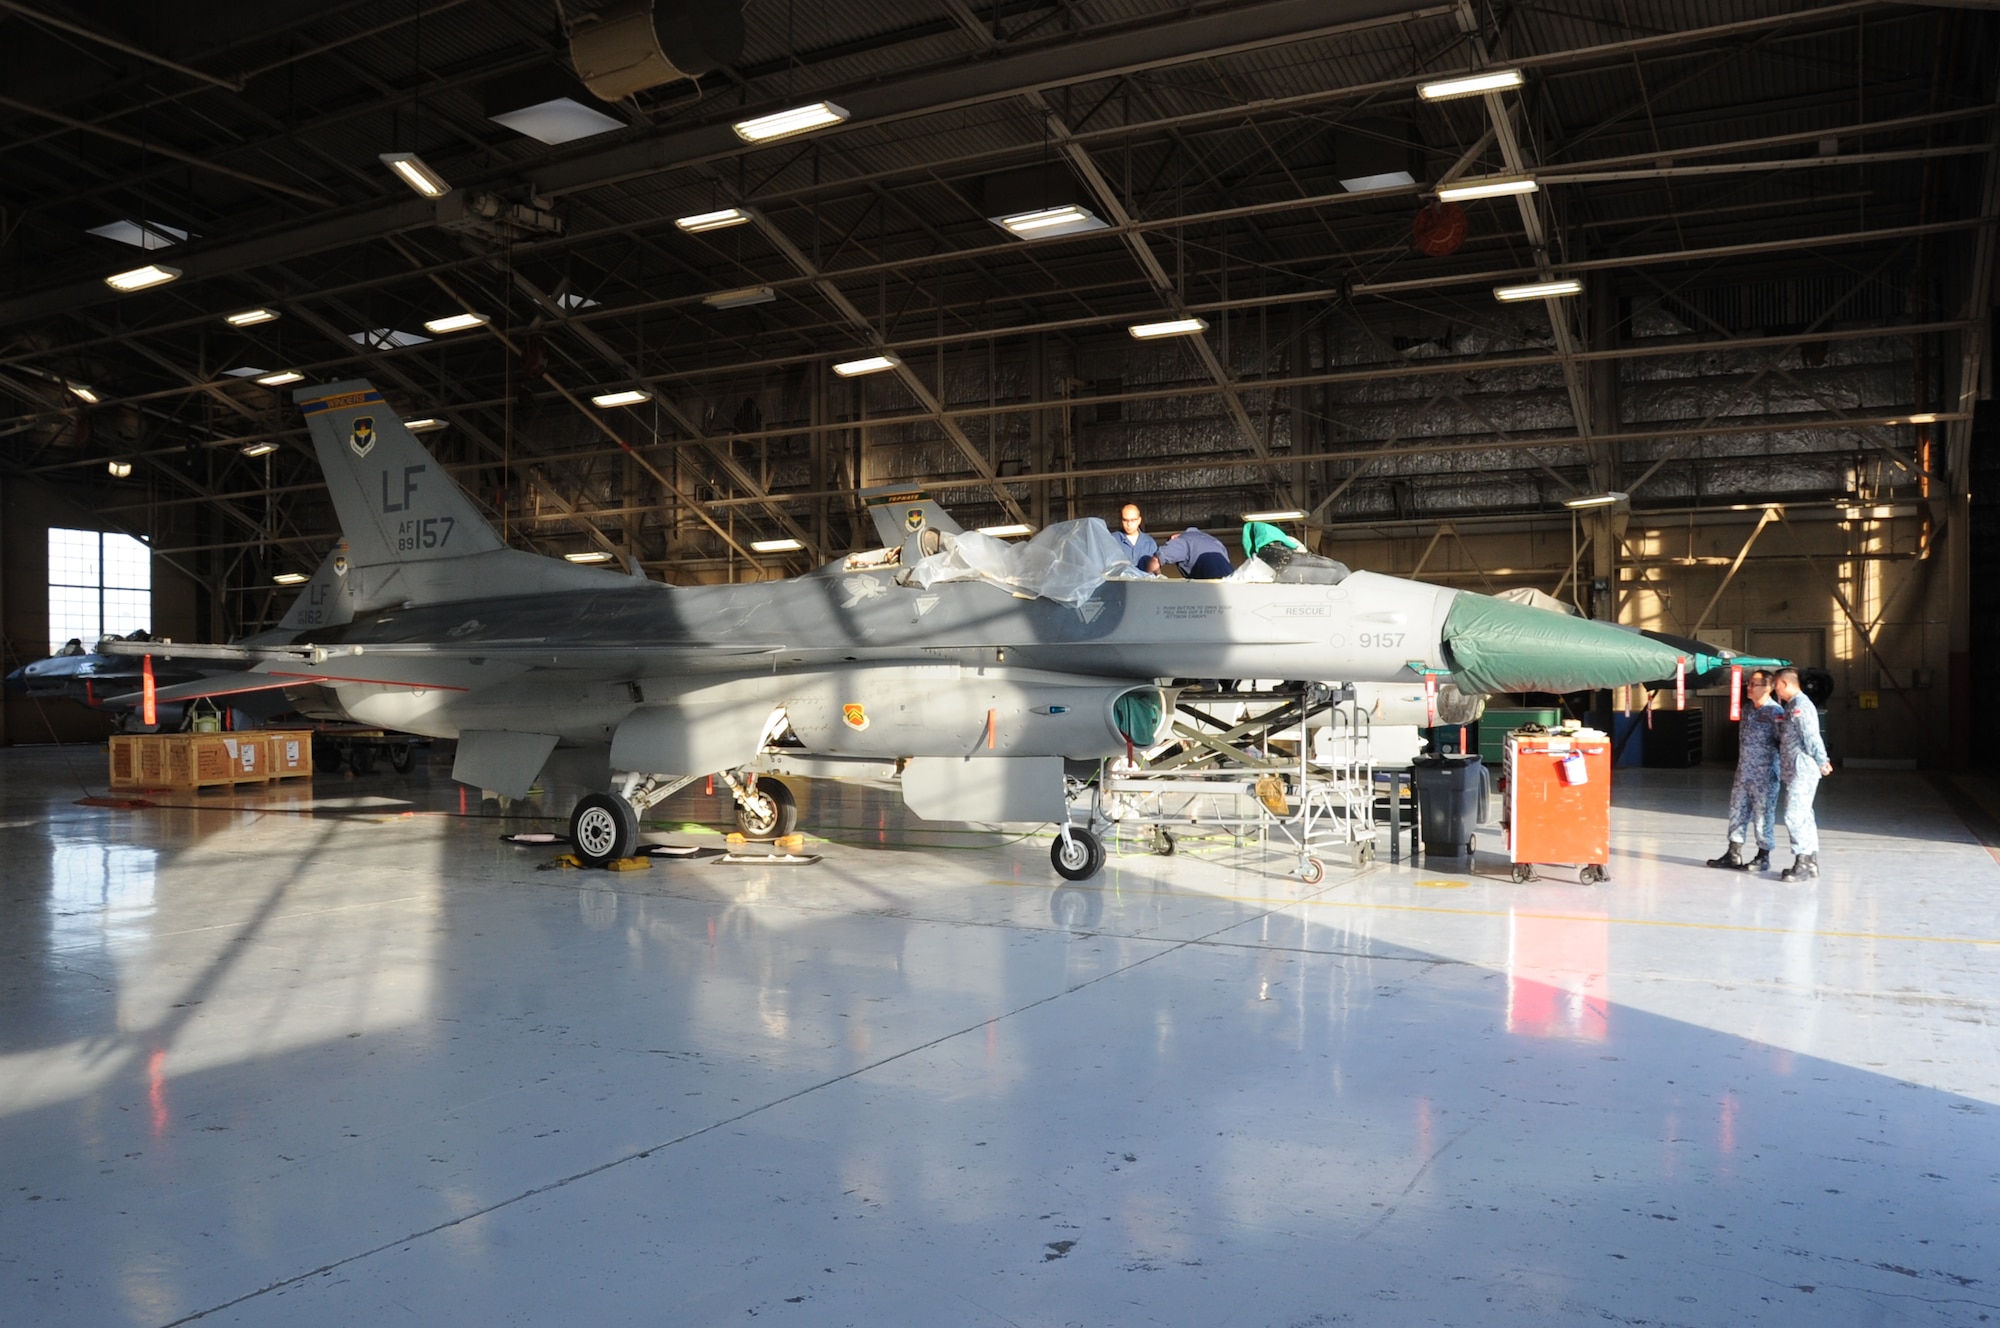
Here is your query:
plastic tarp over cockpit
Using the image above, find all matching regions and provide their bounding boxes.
[907,518,1154,607]
[1441,591,1711,694]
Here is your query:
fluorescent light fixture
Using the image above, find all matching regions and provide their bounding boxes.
[380,152,450,198]
[733,101,848,143]
[105,263,180,292]
[255,370,305,386]
[976,524,1034,538]
[1436,175,1538,202]
[348,328,430,349]
[1129,317,1209,340]
[1339,170,1417,193]
[1494,278,1582,302]
[241,442,278,457]
[67,383,100,404]
[832,353,902,377]
[225,307,279,326]
[1563,490,1629,509]
[1902,412,1941,424]
[1418,68,1524,101]
[991,204,1108,239]
[675,207,751,233]
[490,97,624,145]
[1243,509,1306,522]
[703,285,777,310]
[423,312,489,334]
[106,460,133,478]
[750,538,804,553]
[591,389,652,408]
[222,367,267,378]
[403,417,448,433]
[564,550,614,563]
[273,572,309,585]
[88,219,192,249]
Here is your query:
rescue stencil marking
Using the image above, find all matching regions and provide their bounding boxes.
[1075,600,1105,623]
[1259,603,1331,619]
[915,594,940,617]
[1160,604,1224,620]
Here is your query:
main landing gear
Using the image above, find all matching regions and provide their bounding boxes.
[564,770,800,868]
[569,791,640,869]
[721,771,797,839]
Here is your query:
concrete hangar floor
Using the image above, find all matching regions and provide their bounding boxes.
[1,746,1996,1327]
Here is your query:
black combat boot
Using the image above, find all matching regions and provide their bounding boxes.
[1705,844,1746,869]
[1779,853,1819,882]
[1747,847,1771,872]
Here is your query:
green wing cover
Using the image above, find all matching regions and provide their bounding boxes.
[1441,592,1707,693]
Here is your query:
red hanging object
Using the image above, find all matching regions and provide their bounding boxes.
[1729,664,1743,722]
[142,654,157,728]
[1412,201,1468,257]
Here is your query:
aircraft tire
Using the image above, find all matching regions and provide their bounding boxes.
[735,778,797,839]
[571,792,639,868]
[313,742,343,774]
[1051,826,1104,881]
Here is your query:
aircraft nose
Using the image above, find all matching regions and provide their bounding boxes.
[3,665,24,690]
[1439,592,1720,693]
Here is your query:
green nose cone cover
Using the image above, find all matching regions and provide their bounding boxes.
[1441,592,1717,694]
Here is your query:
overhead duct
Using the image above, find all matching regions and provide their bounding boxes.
[567,0,745,102]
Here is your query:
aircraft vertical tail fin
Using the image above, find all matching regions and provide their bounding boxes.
[860,485,964,548]
[294,379,503,569]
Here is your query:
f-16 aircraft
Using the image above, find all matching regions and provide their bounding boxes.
[107,377,1763,876]
[6,632,207,730]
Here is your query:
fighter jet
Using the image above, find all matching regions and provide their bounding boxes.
[105,377,1766,876]
[6,633,209,730]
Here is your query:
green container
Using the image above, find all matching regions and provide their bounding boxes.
[1475,707,1560,765]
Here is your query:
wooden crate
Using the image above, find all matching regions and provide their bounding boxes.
[109,734,175,790]
[165,734,239,790]
[264,730,313,779]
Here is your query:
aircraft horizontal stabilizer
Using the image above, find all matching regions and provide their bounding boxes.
[105,671,305,706]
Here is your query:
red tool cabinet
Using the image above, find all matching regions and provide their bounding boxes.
[1503,731,1612,883]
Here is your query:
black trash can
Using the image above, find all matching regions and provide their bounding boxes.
[1412,753,1487,857]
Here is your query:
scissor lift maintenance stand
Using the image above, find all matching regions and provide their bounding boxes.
[1059,683,1376,884]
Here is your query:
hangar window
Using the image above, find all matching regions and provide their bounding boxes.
[47,527,150,655]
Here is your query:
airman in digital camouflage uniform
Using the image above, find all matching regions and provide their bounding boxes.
[1771,667,1833,881]
[1707,668,1782,871]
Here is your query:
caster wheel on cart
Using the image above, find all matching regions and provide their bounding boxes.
[1465,836,1476,857]
[348,744,377,775]
[1299,857,1325,886]
[1051,827,1105,881]
[1579,864,1608,885]
[312,741,342,774]
[1511,864,1537,883]
[1153,829,1177,857]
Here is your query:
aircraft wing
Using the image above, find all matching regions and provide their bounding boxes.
[103,639,791,705]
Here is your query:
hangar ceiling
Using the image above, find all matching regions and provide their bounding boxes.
[0,0,1995,632]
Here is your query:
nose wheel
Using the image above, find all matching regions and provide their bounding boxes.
[1051,826,1105,880]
